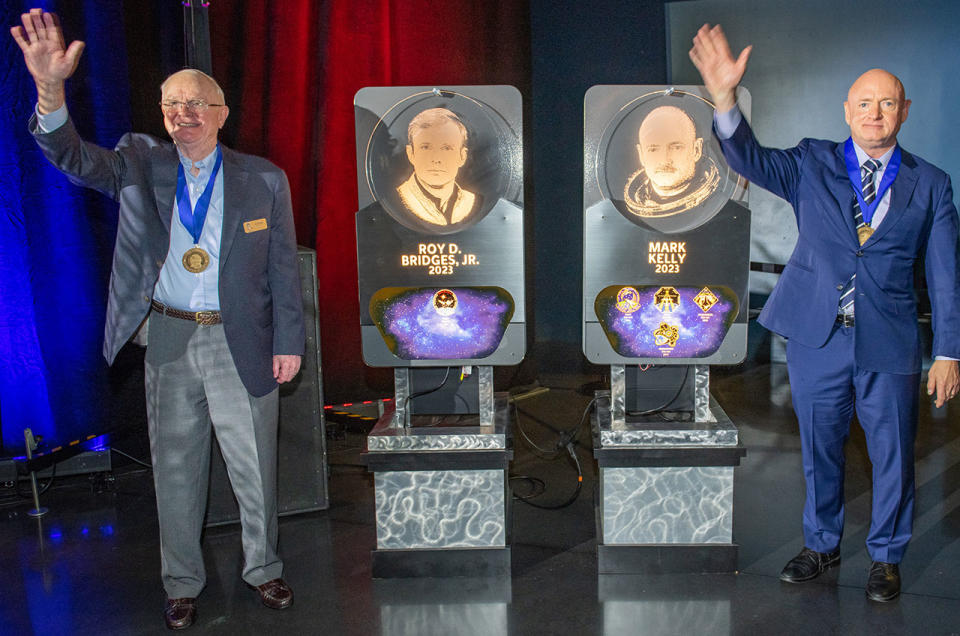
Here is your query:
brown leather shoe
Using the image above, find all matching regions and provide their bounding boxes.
[164,597,197,630]
[250,578,294,609]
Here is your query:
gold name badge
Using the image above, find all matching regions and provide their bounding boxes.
[244,218,268,233]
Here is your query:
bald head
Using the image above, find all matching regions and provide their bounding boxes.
[639,105,697,142]
[847,69,905,105]
[843,68,910,158]
[161,69,225,104]
[637,105,703,196]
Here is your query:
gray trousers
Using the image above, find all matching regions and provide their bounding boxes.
[145,312,282,598]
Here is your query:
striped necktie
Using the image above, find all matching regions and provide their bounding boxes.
[839,158,882,316]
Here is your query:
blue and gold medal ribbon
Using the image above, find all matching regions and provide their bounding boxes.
[176,146,223,244]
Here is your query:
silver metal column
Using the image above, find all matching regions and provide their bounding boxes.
[693,365,715,423]
[392,368,411,429]
[610,364,626,427]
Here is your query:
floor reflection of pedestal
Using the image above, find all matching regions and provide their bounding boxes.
[374,577,511,636]
[593,391,745,574]
[363,395,512,578]
[599,575,731,635]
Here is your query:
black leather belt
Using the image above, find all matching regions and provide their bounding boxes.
[836,314,855,328]
[151,300,222,325]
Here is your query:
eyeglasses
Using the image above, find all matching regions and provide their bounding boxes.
[159,99,224,114]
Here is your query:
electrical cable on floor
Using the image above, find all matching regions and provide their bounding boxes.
[626,364,691,417]
[508,475,546,500]
[513,395,597,454]
[111,447,152,469]
[512,402,563,458]
[514,442,583,510]
[511,394,595,509]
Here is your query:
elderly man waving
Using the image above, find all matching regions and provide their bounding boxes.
[12,8,305,629]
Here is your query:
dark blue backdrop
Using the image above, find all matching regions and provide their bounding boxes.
[0,1,131,454]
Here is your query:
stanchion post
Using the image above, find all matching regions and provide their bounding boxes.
[23,428,49,518]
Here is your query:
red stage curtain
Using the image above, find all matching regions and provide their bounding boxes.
[209,1,530,400]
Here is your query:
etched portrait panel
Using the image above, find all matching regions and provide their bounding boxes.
[359,89,521,235]
[594,90,740,233]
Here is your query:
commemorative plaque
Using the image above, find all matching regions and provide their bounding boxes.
[583,85,751,365]
[355,86,525,367]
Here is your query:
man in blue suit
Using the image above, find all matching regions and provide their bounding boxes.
[13,8,304,629]
[690,24,960,601]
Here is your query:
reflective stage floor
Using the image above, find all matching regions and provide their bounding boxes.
[2,363,959,635]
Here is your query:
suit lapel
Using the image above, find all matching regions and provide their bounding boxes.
[866,148,918,245]
[151,144,179,234]
[830,143,860,245]
[218,146,249,270]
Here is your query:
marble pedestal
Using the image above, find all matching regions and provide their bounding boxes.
[592,390,745,574]
[363,394,513,578]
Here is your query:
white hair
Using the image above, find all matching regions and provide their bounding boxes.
[161,68,225,103]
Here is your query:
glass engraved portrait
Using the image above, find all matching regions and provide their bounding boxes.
[396,108,483,227]
[624,105,720,217]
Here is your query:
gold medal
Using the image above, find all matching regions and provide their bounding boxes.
[857,226,874,245]
[182,247,210,273]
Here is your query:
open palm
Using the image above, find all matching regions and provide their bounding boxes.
[11,9,84,84]
[689,24,751,111]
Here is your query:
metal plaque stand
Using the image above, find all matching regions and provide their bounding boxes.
[582,85,753,574]
[354,85,524,578]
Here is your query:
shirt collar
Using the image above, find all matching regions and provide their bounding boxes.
[851,141,895,175]
[177,145,220,179]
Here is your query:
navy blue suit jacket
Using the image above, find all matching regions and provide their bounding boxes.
[718,117,960,374]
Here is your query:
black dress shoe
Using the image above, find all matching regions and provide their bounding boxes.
[250,578,294,609]
[866,561,901,602]
[779,547,841,582]
[164,597,197,630]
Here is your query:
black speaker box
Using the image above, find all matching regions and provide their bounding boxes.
[205,247,329,526]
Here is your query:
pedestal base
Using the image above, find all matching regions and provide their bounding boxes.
[597,543,738,574]
[593,391,745,574]
[364,395,513,578]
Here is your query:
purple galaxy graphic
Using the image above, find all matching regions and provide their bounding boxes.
[594,285,739,358]
[370,287,515,360]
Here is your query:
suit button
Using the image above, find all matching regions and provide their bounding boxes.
[856,250,864,256]
[836,284,844,290]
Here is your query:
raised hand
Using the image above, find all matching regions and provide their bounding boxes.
[688,24,751,112]
[10,8,85,113]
